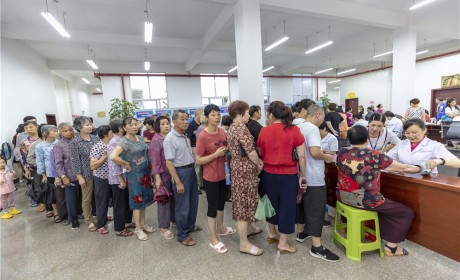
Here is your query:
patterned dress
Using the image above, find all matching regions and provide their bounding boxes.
[118,136,154,210]
[227,122,259,223]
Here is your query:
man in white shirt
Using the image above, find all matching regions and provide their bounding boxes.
[295,103,340,262]
[384,111,404,138]
[352,113,368,127]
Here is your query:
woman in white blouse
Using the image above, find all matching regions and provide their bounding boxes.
[444,98,460,120]
[387,118,460,173]
[367,113,400,153]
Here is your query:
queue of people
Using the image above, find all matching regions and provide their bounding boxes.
[3,96,460,263]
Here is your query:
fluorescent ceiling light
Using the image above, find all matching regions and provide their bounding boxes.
[96,88,101,92]
[305,40,333,55]
[265,36,289,51]
[145,22,153,43]
[328,79,341,84]
[262,66,275,73]
[82,78,90,84]
[337,68,356,75]
[372,51,393,58]
[144,61,150,71]
[334,87,340,89]
[86,59,98,70]
[416,50,429,55]
[228,66,238,73]
[315,67,334,74]
[409,0,437,10]
[41,12,70,38]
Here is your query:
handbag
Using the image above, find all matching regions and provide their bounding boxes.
[36,183,54,205]
[238,143,247,156]
[254,194,275,221]
[154,184,173,204]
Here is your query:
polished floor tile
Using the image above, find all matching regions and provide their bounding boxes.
[1,183,459,280]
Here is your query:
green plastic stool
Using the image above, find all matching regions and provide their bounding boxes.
[332,200,384,261]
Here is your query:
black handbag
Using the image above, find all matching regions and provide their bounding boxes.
[37,183,55,205]
[292,149,299,161]
[238,143,247,156]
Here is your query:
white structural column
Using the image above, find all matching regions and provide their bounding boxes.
[233,0,265,117]
[390,27,416,115]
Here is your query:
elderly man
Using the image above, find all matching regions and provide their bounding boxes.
[185,109,204,194]
[296,104,340,262]
[165,110,202,246]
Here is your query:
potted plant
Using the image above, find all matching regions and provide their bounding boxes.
[109,98,138,120]
[320,94,331,111]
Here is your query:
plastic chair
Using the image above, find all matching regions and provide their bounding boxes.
[332,200,384,261]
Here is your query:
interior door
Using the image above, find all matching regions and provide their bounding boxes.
[45,114,57,126]
[345,98,359,114]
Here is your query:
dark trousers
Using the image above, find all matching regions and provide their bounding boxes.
[65,182,81,223]
[296,186,327,237]
[54,185,67,220]
[110,184,133,232]
[263,171,298,234]
[365,198,414,243]
[94,177,111,229]
[203,179,227,218]
[172,167,199,242]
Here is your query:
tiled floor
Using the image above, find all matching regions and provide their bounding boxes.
[1,183,459,280]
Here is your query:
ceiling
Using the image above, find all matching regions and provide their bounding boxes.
[2,0,460,83]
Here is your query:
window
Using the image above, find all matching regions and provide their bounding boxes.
[292,74,313,102]
[263,77,270,104]
[130,74,169,109]
[200,74,230,106]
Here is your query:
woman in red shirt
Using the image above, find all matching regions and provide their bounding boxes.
[257,101,307,254]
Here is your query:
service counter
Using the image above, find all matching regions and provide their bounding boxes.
[325,163,460,262]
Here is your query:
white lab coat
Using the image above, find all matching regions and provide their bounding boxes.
[386,117,403,138]
[386,137,457,172]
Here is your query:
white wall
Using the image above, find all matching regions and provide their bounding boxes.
[270,78,294,104]
[339,70,392,111]
[166,77,203,108]
[1,39,57,142]
[53,75,72,123]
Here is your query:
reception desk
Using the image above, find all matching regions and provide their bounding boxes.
[325,163,460,262]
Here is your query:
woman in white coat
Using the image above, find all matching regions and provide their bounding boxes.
[387,118,460,172]
[367,113,400,153]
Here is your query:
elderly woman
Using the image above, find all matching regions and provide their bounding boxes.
[336,125,423,256]
[227,100,264,256]
[19,121,41,208]
[36,125,60,222]
[54,122,82,230]
[367,113,400,153]
[387,118,460,174]
[108,119,134,237]
[70,116,99,232]
[150,116,176,240]
[110,117,155,241]
[196,104,235,254]
[90,125,114,235]
[257,101,307,254]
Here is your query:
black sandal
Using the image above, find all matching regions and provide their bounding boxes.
[54,216,62,223]
[384,244,409,256]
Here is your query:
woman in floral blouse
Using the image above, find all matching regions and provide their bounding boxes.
[110,117,155,241]
[336,125,422,256]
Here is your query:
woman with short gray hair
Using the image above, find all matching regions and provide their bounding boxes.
[70,116,99,231]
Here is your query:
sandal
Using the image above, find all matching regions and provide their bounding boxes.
[180,237,196,246]
[107,215,113,221]
[217,226,236,236]
[116,229,134,237]
[267,236,280,244]
[210,242,228,254]
[125,223,136,229]
[384,244,409,256]
[88,223,97,232]
[46,211,54,218]
[54,216,62,223]
[240,245,264,256]
[141,224,156,233]
[97,227,109,235]
[134,229,148,241]
[36,205,45,212]
[161,230,175,240]
[279,245,297,254]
